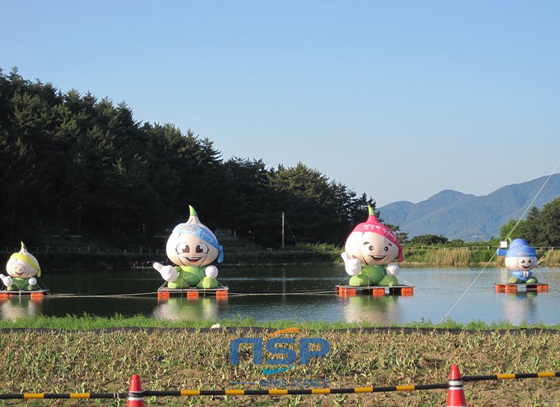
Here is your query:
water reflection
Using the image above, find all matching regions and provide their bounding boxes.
[0,298,42,321]
[152,297,224,321]
[6,266,560,324]
[340,295,402,324]
[501,292,538,325]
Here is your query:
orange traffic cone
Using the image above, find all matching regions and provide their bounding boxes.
[127,374,145,406]
[447,364,468,407]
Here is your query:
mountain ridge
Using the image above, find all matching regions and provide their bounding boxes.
[379,174,560,241]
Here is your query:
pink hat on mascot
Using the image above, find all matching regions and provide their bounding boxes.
[351,206,404,262]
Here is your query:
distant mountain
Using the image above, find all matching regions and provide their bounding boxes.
[379,174,560,241]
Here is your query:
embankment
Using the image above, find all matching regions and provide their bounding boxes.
[1,246,559,271]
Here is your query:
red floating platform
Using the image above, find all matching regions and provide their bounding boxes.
[494,283,549,293]
[0,289,49,300]
[157,286,229,300]
[335,285,414,297]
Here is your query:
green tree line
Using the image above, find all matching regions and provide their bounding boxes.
[0,68,377,248]
[399,198,560,249]
[499,198,560,247]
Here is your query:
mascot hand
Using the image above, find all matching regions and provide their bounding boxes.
[0,275,13,287]
[28,277,37,286]
[341,252,361,276]
[386,263,400,276]
[205,265,218,279]
[153,262,178,282]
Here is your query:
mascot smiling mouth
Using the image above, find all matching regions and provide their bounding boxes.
[369,255,386,262]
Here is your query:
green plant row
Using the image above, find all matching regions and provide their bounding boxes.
[1,314,559,331]
[1,321,560,406]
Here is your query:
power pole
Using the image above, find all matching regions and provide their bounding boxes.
[282,212,285,249]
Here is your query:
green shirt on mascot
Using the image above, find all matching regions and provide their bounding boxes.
[153,206,224,289]
[341,206,403,287]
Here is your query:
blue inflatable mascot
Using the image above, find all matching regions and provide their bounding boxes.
[497,238,538,284]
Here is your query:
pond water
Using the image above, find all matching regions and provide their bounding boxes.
[2,265,560,325]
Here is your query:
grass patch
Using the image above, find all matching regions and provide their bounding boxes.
[1,313,559,331]
[405,247,497,266]
[542,249,560,266]
[424,248,472,266]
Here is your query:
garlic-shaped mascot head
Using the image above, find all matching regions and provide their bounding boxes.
[166,206,223,268]
[503,239,537,272]
[345,206,403,266]
[6,242,41,279]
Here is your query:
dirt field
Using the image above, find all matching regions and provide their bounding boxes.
[0,327,559,406]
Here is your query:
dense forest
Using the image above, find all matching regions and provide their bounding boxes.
[499,198,560,248]
[3,68,559,252]
[0,68,377,248]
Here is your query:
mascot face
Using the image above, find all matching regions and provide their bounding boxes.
[503,239,537,272]
[504,255,536,272]
[344,206,403,266]
[166,230,218,268]
[345,231,400,266]
[6,258,38,279]
[165,206,223,268]
[6,243,40,278]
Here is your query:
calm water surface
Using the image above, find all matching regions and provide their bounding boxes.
[2,265,560,325]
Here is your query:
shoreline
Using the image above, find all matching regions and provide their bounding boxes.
[1,248,559,272]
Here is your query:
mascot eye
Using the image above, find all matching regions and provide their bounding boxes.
[177,243,190,254]
[368,245,374,251]
[196,244,209,254]
[384,246,389,252]
[520,260,525,264]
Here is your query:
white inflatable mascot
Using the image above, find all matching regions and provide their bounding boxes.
[497,238,538,284]
[153,205,223,289]
[341,206,403,287]
[1,242,41,291]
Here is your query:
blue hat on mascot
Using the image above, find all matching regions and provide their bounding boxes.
[505,238,536,258]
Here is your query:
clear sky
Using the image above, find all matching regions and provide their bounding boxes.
[2,0,559,206]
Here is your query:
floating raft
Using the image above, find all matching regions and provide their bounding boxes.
[494,283,549,293]
[157,286,229,300]
[0,289,49,300]
[335,285,414,297]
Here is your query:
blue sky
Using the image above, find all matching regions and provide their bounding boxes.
[3,0,559,206]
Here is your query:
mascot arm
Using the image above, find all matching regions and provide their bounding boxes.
[205,265,218,279]
[153,262,178,282]
[0,275,13,287]
[386,263,400,276]
[28,277,37,286]
[341,252,362,276]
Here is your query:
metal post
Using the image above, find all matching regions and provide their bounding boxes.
[282,212,285,249]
